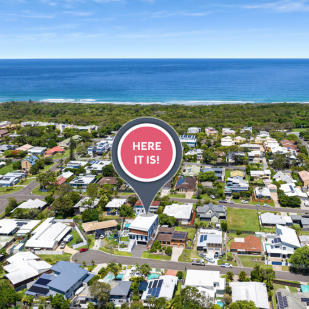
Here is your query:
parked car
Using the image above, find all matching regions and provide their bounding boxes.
[80,248,88,253]
[60,242,66,249]
[241,200,248,204]
[256,203,260,207]
[210,195,215,199]
[230,200,235,204]
[263,204,270,207]
[99,234,105,239]
[135,271,141,276]
[221,263,233,268]
[214,252,219,258]
[130,266,136,274]
[192,259,205,266]
[198,252,204,258]
[219,200,227,203]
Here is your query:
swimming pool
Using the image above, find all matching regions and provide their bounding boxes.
[125,224,130,228]
[217,301,225,308]
[147,273,160,280]
[103,273,124,282]
[116,274,124,280]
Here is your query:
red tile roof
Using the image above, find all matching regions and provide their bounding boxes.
[46,146,65,154]
[135,200,160,207]
[230,235,262,252]
[56,177,66,186]
[165,270,178,276]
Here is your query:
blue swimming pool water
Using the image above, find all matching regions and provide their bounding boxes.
[147,273,160,280]
[125,224,130,228]
[116,274,124,280]
[217,301,225,308]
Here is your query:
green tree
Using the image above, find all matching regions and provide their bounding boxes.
[220,221,228,232]
[86,183,100,200]
[50,294,70,309]
[226,271,234,281]
[229,300,258,309]
[0,280,20,307]
[89,281,111,305]
[290,246,309,270]
[69,138,76,160]
[102,164,116,177]
[238,271,247,282]
[165,246,172,256]
[140,263,151,277]
[119,204,134,217]
[199,171,218,182]
[52,195,74,217]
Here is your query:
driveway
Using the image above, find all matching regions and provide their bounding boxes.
[171,247,183,262]
[161,189,170,197]
[186,192,194,199]
[131,244,146,258]
[270,192,280,207]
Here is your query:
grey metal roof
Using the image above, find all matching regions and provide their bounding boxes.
[196,203,225,214]
[110,281,132,296]
[276,288,309,309]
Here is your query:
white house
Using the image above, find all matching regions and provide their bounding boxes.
[25,217,71,251]
[129,214,159,245]
[229,282,269,309]
[163,203,193,225]
[265,224,300,258]
[85,160,112,174]
[240,126,253,133]
[280,183,308,201]
[185,149,203,159]
[141,275,177,305]
[0,219,40,236]
[4,252,51,288]
[187,127,201,134]
[255,187,271,199]
[222,128,236,135]
[221,136,235,147]
[66,161,88,169]
[185,270,225,301]
[13,199,47,212]
[179,135,197,148]
[73,197,100,214]
[260,212,292,227]
[69,175,96,190]
[250,170,271,179]
[273,171,295,184]
[105,198,127,215]
[27,147,46,156]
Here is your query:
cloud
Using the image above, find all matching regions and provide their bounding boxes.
[63,11,93,16]
[7,12,55,18]
[242,0,309,12]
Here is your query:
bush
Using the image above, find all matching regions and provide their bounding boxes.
[236,230,242,235]
[88,275,99,285]
[76,237,83,244]
[176,271,183,280]
[165,246,172,256]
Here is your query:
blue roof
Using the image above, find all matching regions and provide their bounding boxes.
[49,261,88,292]
[22,155,39,165]
[176,177,186,186]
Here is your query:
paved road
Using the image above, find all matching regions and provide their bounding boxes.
[72,249,309,282]
[171,198,309,214]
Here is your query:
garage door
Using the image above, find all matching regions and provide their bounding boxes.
[270,253,281,257]
[179,245,184,248]
[173,244,178,248]
[208,248,213,252]
[137,241,146,245]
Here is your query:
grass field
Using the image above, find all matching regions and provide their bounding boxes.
[31,162,56,176]
[142,251,171,260]
[292,128,306,132]
[19,178,35,186]
[0,164,13,175]
[238,255,264,268]
[67,230,81,248]
[167,194,186,198]
[32,185,50,196]
[0,186,23,195]
[120,192,134,196]
[120,236,129,241]
[225,170,231,179]
[227,208,260,232]
[174,226,196,239]
[217,258,237,266]
[178,248,200,262]
[248,201,275,207]
[53,149,70,159]
[39,253,72,263]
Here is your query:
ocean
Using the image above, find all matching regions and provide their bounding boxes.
[0,58,309,105]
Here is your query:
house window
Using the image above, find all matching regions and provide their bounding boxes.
[275,246,279,248]
[283,247,286,250]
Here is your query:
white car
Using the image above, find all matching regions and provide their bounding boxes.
[221,263,233,268]
[130,267,136,274]
[60,242,66,249]
[230,200,235,204]
[241,200,248,204]
[263,204,270,207]
[256,203,260,207]
[210,195,215,199]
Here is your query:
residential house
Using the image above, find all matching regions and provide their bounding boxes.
[260,212,292,227]
[66,160,88,169]
[265,224,300,258]
[27,147,46,156]
[82,220,118,235]
[45,146,65,156]
[222,128,236,135]
[291,214,309,229]
[197,229,223,253]
[299,235,309,245]
[221,136,235,147]
[4,252,52,288]
[88,140,110,156]
[0,144,15,153]
[255,187,272,200]
[134,200,160,215]
[185,270,225,301]
[239,143,261,151]
[162,180,172,191]
[105,198,127,215]
[240,126,253,133]
[298,170,309,188]
[205,127,218,136]
[202,167,225,181]
[128,214,159,245]
[201,181,213,187]
[250,170,271,179]
[25,217,71,251]
[0,219,40,236]
[58,135,81,147]
[69,175,96,190]
[267,184,278,192]
[281,140,299,153]
[187,127,201,134]
[234,136,247,144]
[185,149,203,160]
[280,183,307,201]
[163,203,193,225]
[141,275,177,306]
[196,203,226,222]
[273,171,295,184]
[85,160,112,174]
[225,177,249,196]
[230,235,262,255]
[98,177,118,186]
[16,144,33,152]
[0,129,9,139]
[73,197,100,214]
[175,176,196,192]
[276,289,309,309]
[13,199,47,212]
[109,281,132,307]
[0,121,11,128]
[179,135,197,148]
[230,170,245,178]
[183,165,201,177]
[156,226,188,248]
[248,151,263,164]
[56,171,74,186]
[230,282,269,309]
[0,171,26,187]
[21,155,39,171]
[25,261,94,299]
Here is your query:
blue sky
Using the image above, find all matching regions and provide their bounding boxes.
[1,0,309,58]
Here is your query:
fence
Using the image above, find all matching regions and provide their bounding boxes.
[273,279,301,288]
[9,236,28,255]
[72,220,88,250]
[35,250,64,255]
[228,229,256,235]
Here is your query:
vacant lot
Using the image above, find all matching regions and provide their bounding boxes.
[227,208,260,232]
[174,226,196,240]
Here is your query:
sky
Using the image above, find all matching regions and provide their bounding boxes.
[0,0,309,58]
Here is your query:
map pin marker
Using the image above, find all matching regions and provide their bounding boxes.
[111,117,182,214]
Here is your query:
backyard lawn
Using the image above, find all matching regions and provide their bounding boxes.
[225,170,231,179]
[142,251,171,260]
[67,230,82,248]
[0,164,13,175]
[237,255,264,268]
[227,208,260,232]
[168,194,186,198]
[120,192,135,196]
[120,236,129,241]
[174,226,196,240]
[31,162,56,176]
[53,149,70,159]
[0,186,23,195]
[39,253,72,263]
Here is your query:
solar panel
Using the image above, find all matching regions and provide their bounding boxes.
[148,281,153,289]
[28,286,49,295]
[36,278,51,286]
[153,280,158,288]
[301,298,309,302]
[158,280,163,288]
[200,235,203,242]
